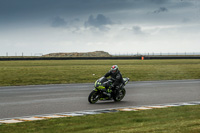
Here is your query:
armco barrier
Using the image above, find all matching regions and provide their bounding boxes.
[0,57,140,61]
[0,56,200,61]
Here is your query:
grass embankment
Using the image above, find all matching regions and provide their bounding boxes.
[0,105,200,133]
[0,59,200,86]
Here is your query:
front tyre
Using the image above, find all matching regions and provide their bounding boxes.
[113,88,126,102]
[88,90,99,104]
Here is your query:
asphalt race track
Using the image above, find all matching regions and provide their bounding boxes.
[0,80,199,119]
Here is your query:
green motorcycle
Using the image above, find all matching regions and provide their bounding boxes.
[88,77,129,104]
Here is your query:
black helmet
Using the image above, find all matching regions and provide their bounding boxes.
[111,65,119,74]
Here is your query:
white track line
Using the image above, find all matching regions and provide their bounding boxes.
[0,101,200,124]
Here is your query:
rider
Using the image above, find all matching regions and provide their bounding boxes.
[103,65,124,97]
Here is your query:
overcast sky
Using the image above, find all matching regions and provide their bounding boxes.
[0,0,200,56]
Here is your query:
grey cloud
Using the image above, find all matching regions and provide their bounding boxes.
[132,26,144,34]
[182,18,190,23]
[153,7,168,14]
[51,16,67,27]
[51,17,82,28]
[0,0,134,18]
[0,0,171,21]
[150,0,168,4]
[0,0,197,28]
[85,14,112,28]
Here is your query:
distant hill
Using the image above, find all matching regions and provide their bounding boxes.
[43,51,112,57]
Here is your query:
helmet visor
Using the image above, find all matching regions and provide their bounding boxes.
[111,69,117,73]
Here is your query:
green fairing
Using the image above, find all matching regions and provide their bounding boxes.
[96,86,105,90]
[95,81,101,86]
[95,81,105,90]
[107,89,112,93]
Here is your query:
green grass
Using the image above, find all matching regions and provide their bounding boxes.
[0,105,200,133]
[0,59,200,86]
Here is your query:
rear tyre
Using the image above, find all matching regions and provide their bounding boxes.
[88,90,99,104]
[113,88,126,102]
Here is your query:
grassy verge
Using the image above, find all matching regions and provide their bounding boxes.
[0,105,199,133]
[0,59,200,86]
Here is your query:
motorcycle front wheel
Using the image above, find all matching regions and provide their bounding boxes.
[88,90,99,104]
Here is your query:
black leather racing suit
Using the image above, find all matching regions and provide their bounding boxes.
[104,70,124,89]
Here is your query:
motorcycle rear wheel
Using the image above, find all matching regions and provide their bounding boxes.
[113,88,126,102]
[88,90,99,104]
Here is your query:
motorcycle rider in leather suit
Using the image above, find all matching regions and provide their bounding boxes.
[103,65,124,97]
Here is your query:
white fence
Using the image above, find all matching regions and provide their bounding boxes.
[113,52,200,56]
[1,52,200,57]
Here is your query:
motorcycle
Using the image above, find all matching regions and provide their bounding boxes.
[88,76,129,104]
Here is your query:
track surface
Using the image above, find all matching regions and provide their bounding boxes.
[0,80,199,119]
